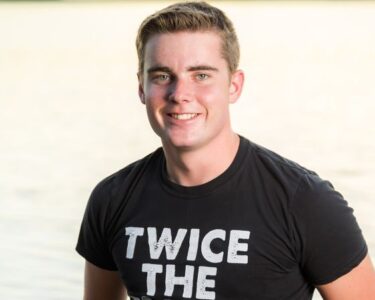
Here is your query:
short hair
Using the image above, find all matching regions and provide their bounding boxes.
[136,1,240,75]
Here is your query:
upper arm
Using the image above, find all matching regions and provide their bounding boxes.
[84,260,126,300]
[317,254,375,300]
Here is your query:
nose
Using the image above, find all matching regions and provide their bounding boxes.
[167,78,193,103]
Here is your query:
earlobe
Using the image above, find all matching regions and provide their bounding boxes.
[229,70,245,104]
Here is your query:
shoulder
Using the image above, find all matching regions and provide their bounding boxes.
[242,138,350,214]
[247,141,347,210]
[248,139,315,177]
[88,148,163,208]
[243,138,318,194]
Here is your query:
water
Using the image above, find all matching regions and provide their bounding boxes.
[1,1,374,299]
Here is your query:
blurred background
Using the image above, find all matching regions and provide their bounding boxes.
[0,1,374,299]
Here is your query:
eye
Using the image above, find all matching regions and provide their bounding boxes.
[151,73,171,83]
[196,73,209,81]
[158,74,170,81]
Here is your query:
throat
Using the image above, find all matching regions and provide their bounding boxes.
[163,134,240,187]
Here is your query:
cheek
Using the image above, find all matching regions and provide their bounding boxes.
[144,88,166,112]
[145,81,167,99]
[145,104,163,134]
[146,102,161,123]
[144,92,165,126]
[145,87,162,102]
[198,84,230,106]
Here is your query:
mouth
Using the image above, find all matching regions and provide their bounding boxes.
[168,113,199,120]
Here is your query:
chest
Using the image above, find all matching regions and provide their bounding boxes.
[108,184,306,299]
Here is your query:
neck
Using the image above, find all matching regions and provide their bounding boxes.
[162,132,240,186]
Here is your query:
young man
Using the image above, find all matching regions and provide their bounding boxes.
[76,2,375,299]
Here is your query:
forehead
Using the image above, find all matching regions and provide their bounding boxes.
[143,31,227,71]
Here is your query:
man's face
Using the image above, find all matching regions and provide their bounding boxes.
[139,31,243,151]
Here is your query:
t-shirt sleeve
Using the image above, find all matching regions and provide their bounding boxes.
[291,173,367,285]
[76,179,117,271]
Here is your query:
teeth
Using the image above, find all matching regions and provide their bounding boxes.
[171,113,198,120]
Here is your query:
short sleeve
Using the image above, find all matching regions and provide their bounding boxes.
[291,174,367,285]
[76,180,117,270]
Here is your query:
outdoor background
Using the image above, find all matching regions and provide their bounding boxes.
[1,1,374,299]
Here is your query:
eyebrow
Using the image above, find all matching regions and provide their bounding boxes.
[188,65,219,72]
[147,66,172,74]
[147,65,219,74]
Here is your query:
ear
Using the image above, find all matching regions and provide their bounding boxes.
[137,72,145,104]
[229,69,245,104]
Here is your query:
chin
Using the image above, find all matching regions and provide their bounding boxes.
[162,135,202,151]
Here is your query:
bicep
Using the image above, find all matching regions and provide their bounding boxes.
[317,254,375,300]
[84,260,127,300]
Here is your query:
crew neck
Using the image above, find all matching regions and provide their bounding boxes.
[159,135,250,199]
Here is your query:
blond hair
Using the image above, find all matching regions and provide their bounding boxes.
[136,1,240,74]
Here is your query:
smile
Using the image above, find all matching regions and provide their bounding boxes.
[169,113,199,120]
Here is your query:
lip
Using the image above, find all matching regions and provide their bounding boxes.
[166,112,202,123]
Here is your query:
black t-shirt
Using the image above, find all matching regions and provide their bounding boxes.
[76,136,367,300]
